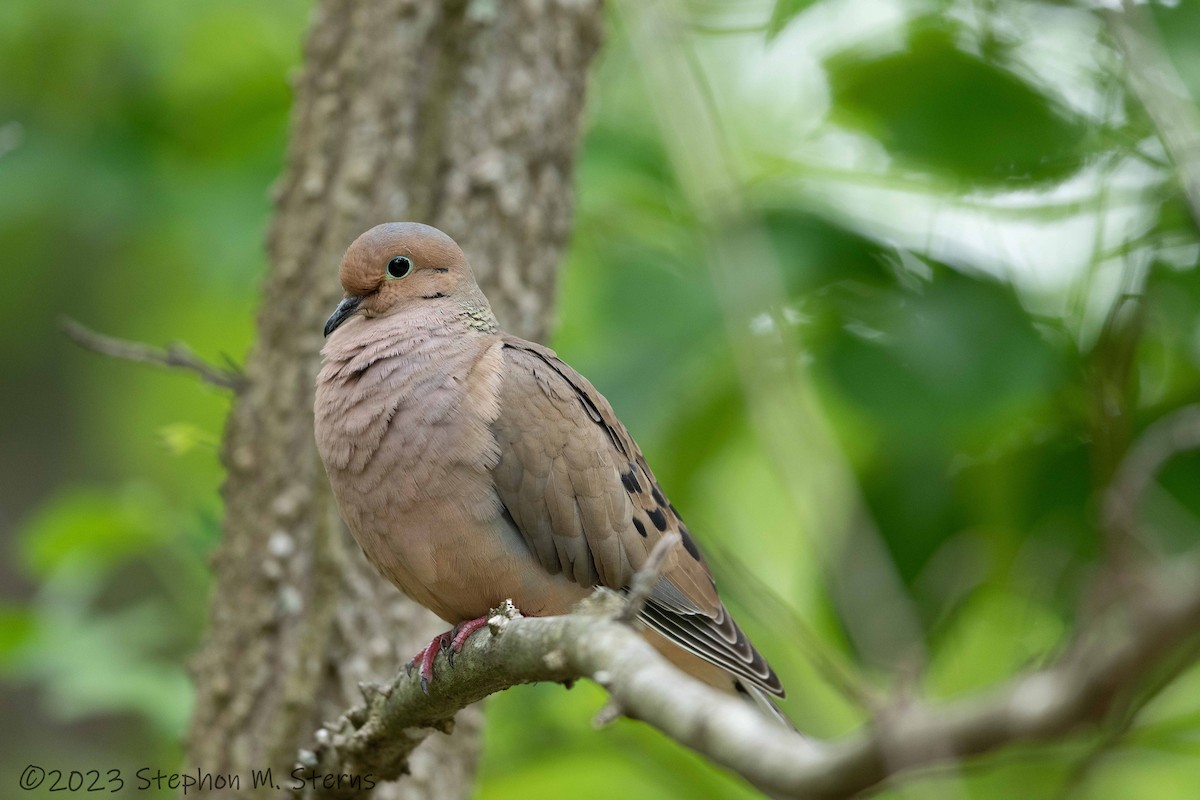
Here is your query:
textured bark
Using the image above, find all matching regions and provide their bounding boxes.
[185,2,604,798]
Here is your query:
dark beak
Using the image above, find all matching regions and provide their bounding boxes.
[324,295,363,337]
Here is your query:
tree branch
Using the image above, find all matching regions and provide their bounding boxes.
[60,316,245,392]
[619,532,679,622]
[294,556,1200,800]
[1104,404,1200,556]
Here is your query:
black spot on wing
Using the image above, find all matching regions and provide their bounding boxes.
[679,527,702,562]
[632,517,648,538]
[646,507,668,532]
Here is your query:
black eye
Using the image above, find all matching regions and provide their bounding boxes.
[386,256,412,279]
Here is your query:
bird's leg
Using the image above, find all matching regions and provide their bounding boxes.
[406,615,491,692]
[445,616,490,666]
[407,632,452,694]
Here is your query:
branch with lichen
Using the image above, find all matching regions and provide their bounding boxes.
[292,553,1200,800]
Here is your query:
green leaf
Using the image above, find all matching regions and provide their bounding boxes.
[157,422,218,456]
[0,604,36,662]
[15,591,193,736]
[16,485,169,578]
[828,29,1092,183]
[826,269,1065,445]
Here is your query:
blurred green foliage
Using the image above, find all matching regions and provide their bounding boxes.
[0,0,304,789]
[2,0,1199,798]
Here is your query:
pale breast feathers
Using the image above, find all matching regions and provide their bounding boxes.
[316,323,505,521]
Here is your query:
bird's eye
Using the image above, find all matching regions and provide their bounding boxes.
[386,256,412,279]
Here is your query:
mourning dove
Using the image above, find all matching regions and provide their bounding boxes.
[315,222,788,724]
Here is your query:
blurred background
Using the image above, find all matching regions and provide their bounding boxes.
[2,0,1199,797]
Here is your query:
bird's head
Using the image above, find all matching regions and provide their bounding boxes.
[323,222,481,337]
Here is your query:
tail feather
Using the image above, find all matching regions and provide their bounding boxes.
[736,680,800,733]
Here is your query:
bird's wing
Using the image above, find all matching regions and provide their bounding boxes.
[492,336,783,697]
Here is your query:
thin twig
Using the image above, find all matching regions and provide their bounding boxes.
[60,316,246,392]
[1103,405,1200,559]
[620,532,681,622]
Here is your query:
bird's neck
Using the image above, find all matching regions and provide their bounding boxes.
[457,300,499,334]
[322,297,498,358]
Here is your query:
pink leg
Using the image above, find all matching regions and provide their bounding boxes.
[407,632,452,694]
[406,616,491,693]
[447,617,490,665]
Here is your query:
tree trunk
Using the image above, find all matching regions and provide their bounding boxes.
[185,2,603,797]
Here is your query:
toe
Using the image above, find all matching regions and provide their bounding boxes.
[450,617,490,653]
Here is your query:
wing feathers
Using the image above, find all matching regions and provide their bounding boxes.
[493,337,784,698]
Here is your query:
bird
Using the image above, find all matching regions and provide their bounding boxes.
[314,222,789,725]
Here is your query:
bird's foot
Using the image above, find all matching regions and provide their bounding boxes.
[447,617,490,662]
[406,616,491,694]
[407,632,452,694]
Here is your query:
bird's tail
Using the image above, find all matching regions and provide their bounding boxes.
[736,681,800,733]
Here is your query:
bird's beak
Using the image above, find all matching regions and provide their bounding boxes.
[324,295,363,337]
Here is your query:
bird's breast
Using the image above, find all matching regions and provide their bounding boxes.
[314,325,511,609]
